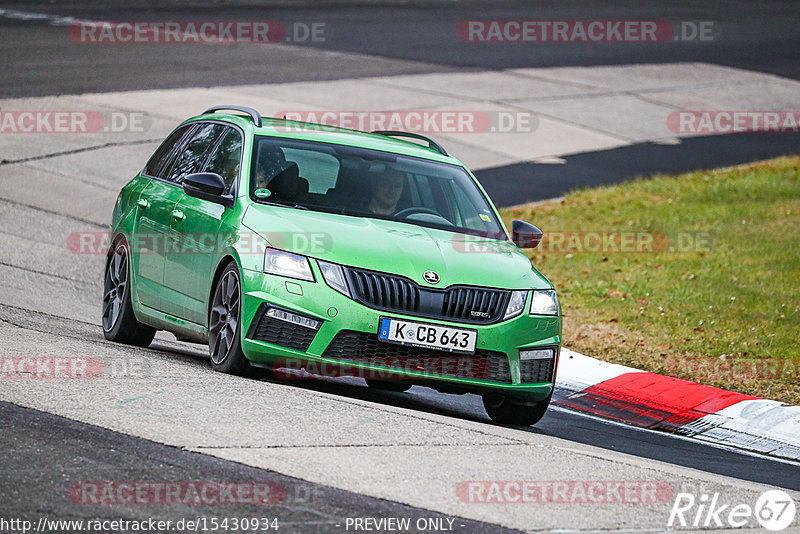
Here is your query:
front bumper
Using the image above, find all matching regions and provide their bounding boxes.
[239,267,561,402]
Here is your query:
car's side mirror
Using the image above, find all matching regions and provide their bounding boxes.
[511,220,543,249]
[183,172,232,207]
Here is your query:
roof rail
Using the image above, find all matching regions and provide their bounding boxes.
[371,130,448,156]
[202,105,262,127]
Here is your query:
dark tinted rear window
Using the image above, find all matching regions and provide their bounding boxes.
[143,124,194,179]
[203,127,243,195]
[165,123,226,184]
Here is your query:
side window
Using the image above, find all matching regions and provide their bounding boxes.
[281,147,339,194]
[143,124,194,179]
[203,128,243,195]
[426,176,456,224]
[411,174,435,208]
[165,123,226,184]
[446,180,492,230]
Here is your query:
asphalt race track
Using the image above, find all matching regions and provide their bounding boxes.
[3,1,800,203]
[1,1,799,532]
[0,401,521,533]
[2,0,800,96]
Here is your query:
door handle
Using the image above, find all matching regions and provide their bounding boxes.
[137,198,150,209]
[171,209,185,221]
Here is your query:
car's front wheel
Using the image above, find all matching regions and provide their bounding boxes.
[482,392,552,426]
[102,237,156,347]
[209,262,252,376]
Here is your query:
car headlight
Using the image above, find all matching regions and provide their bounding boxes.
[263,248,313,281]
[503,290,527,320]
[317,260,350,297]
[529,289,558,316]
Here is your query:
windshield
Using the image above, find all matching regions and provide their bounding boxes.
[249,136,506,240]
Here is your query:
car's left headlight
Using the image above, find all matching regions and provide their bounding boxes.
[503,290,528,320]
[529,289,558,316]
[263,248,314,281]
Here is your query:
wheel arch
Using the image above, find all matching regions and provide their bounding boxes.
[207,255,240,325]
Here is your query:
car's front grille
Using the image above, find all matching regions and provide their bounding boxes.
[322,330,511,383]
[345,267,510,324]
[246,306,317,352]
[441,287,508,323]
[519,358,556,384]
[348,268,419,311]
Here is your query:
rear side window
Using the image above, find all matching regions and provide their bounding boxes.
[143,124,194,178]
[203,127,243,195]
[164,123,226,184]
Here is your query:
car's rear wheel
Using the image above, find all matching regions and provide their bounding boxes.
[365,379,412,392]
[209,262,252,376]
[482,392,552,426]
[102,238,156,347]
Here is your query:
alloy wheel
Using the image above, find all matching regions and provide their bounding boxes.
[102,243,128,332]
[209,269,241,364]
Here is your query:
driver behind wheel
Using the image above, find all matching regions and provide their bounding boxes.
[367,169,406,215]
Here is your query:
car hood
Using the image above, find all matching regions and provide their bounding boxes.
[242,204,552,290]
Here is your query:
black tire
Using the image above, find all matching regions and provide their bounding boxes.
[102,238,156,347]
[208,262,252,376]
[482,392,552,426]
[365,379,412,392]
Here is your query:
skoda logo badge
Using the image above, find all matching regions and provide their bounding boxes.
[423,270,440,284]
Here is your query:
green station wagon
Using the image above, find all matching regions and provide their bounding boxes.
[103,105,561,425]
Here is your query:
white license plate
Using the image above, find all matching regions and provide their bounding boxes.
[378,318,477,354]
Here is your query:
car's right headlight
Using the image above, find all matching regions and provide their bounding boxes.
[503,290,528,320]
[263,248,314,281]
[529,289,559,316]
[317,260,351,297]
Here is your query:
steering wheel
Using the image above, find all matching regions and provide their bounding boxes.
[394,207,441,219]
